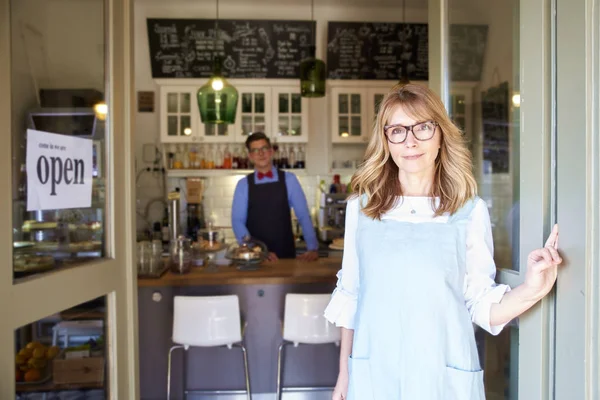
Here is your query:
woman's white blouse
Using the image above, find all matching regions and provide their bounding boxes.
[323,196,511,336]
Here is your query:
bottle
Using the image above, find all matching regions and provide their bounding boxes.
[206,145,215,169]
[296,145,305,169]
[161,208,170,247]
[173,145,184,169]
[189,146,198,169]
[198,145,206,169]
[329,174,342,194]
[223,146,232,169]
[214,145,223,169]
[280,145,289,169]
[232,146,240,169]
[182,145,190,169]
[272,143,280,168]
[288,146,296,169]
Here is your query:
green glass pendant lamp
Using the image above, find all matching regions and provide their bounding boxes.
[197,0,239,124]
[299,0,326,98]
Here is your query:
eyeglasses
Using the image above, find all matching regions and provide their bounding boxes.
[248,146,271,154]
[384,121,438,144]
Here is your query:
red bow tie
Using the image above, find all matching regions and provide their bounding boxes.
[257,170,274,180]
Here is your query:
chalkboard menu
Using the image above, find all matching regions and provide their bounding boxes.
[147,18,315,78]
[327,22,488,81]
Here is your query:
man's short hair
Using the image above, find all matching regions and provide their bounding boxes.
[245,132,271,150]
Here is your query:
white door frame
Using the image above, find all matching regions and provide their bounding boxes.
[0,0,138,398]
[554,0,600,397]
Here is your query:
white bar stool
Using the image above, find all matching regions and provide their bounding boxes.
[276,293,341,399]
[167,295,251,400]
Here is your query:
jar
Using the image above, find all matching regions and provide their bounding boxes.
[170,235,192,274]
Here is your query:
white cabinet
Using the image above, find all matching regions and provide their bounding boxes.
[159,82,310,145]
[159,85,237,143]
[235,86,271,144]
[271,86,309,143]
[330,87,369,143]
[159,86,198,143]
[234,85,309,144]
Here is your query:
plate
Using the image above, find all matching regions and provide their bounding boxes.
[328,244,344,251]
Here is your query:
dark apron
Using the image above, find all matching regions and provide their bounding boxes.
[246,169,296,258]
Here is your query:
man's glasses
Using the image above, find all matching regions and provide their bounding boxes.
[248,146,271,154]
[384,121,438,144]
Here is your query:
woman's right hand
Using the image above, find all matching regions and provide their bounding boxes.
[332,370,349,400]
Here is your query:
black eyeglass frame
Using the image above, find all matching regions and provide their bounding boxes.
[383,120,439,144]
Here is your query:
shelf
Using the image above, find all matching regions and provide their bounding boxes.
[166,168,307,178]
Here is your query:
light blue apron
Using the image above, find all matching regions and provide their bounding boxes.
[347,198,486,400]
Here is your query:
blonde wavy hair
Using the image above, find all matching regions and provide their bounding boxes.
[351,83,477,219]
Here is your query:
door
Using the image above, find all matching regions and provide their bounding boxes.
[431,0,555,398]
[0,0,138,398]
[554,0,600,397]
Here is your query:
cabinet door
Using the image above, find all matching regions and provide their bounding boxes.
[160,86,198,143]
[235,87,271,143]
[366,89,387,131]
[331,88,369,143]
[271,87,308,143]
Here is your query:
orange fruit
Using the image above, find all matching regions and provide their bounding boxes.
[46,346,60,360]
[18,348,33,359]
[25,342,41,350]
[15,354,27,365]
[24,369,41,382]
[32,348,46,359]
[15,369,23,382]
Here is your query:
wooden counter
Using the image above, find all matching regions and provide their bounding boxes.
[137,257,342,287]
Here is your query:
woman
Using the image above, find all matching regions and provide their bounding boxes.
[324,83,562,400]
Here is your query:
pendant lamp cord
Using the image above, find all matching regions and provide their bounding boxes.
[310,0,315,48]
[214,0,219,46]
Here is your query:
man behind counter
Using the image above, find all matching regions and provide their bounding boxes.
[231,132,319,262]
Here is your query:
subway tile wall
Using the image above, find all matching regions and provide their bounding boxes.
[165,172,354,243]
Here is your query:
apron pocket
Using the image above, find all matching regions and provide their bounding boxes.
[348,356,375,400]
[445,366,485,400]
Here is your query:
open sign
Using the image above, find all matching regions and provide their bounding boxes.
[27,129,93,211]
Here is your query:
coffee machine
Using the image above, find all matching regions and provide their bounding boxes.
[317,192,347,242]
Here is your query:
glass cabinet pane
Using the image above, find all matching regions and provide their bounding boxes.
[241,116,253,136]
[279,94,289,113]
[180,116,191,136]
[339,116,349,136]
[291,94,302,113]
[351,94,361,114]
[254,116,265,133]
[168,116,178,136]
[180,93,191,113]
[242,93,253,113]
[11,0,108,281]
[278,116,289,136]
[339,94,349,114]
[205,124,228,137]
[291,116,302,136]
[167,93,178,113]
[351,116,362,136]
[255,93,265,113]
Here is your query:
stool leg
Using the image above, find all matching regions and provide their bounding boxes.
[167,345,184,400]
[240,344,251,400]
[276,342,285,400]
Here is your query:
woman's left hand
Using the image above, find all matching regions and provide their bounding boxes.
[523,224,563,301]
